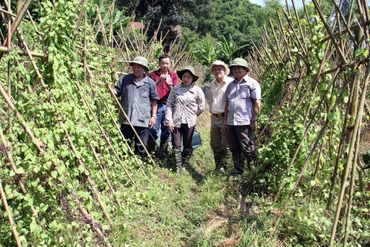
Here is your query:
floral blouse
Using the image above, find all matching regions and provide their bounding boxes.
[165,83,206,128]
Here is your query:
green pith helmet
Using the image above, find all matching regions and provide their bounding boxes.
[229,58,250,72]
[129,56,149,71]
[177,66,199,82]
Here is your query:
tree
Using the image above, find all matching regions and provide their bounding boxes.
[181,0,283,57]
[116,0,212,45]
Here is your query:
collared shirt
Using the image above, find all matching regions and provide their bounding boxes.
[149,70,178,102]
[115,73,159,127]
[210,76,234,114]
[165,83,206,128]
[223,75,261,126]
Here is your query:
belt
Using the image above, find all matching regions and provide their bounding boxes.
[213,113,224,118]
[159,101,167,105]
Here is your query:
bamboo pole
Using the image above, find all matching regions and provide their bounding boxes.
[271,120,329,237]
[273,69,344,202]
[330,62,370,246]
[27,10,44,37]
[89,143,122,208]
[109,1,114,46]
[83,9,87,85]
[0,181,22,247]
[1,0,31,47]
[15,30,47,87]
[0,82,110,244]
[312,0,347,63]
[65,131,113,225]
[100,93,146,173]
[69,192,112,247]
[291,1,309,56]
[0,45,47,57]
[7,3,12,133]
[343,128,361,244]
[274,15,293,71]
[106,86,157,167]
[84,65,145,173]
[262,26,283,62]
[94,6,109,46]
[282,10,308,59]
[75,89,139,185]
[0,7,16,17]
[0,127,37,216]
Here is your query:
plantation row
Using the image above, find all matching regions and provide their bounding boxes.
[0,0,369,246]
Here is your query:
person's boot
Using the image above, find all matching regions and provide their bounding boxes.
[157,139,169,158]
[174,148,182,175]
[147,142,156,155]
[214,151,227,173]
[182,148,193,166]
[231,152,244,180]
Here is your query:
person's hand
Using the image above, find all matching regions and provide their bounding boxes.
[159,74,167,81]
[109,86,117,95]
[223,120,228,131]
[168,124,174,132]
[165,76,172,86]
[250,121,257,132]
[150,117,156,128]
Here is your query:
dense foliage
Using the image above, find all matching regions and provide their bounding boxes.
[0,0,369,246]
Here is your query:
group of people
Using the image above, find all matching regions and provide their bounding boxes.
[111,54,261,178]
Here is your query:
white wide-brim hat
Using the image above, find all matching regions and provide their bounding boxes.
[210,60,230,75]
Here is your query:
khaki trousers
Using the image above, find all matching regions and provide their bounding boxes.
[210,114,229,153]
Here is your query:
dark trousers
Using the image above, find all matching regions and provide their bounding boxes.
[121,124,149,157]
[148,103,170,146]
[171,124,195,150]
[227,125,257,175]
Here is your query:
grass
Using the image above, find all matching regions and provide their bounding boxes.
[105,126,285,247]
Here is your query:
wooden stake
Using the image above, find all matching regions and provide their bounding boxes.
[0,181,22,247]
[65,131,113,225]
[89,143,122,208]
[0,127,37,216]
[330,62,370,246]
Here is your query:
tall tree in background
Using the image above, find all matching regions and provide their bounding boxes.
[182,0,283,57]
[117,0,212,46]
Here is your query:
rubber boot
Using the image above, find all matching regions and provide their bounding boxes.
[214,151,227,173]
[157,139,169,159]
[232,152,244,176]
[174,148,182,175]
[147,142,156,155]
[182,148,193,166]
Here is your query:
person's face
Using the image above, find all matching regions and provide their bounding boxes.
[182,72,194,86]
[232,66,248,81]
[132,64,146,78]
[159,58,171,72]
[212,65,227,80]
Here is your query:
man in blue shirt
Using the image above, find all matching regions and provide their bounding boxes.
[223,58,261,179]
[111,56,159,158]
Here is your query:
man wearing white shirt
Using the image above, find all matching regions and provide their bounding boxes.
[209,60,234,172]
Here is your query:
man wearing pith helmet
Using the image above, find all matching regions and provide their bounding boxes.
[111,56,159,160]
[209,60,234,173]
[223,58,261,179]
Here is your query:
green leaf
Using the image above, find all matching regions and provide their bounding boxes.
[15,168,25,174]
